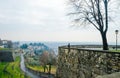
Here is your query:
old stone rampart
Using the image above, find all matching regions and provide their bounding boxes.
[0,50,14,62]
[56,46,120,78]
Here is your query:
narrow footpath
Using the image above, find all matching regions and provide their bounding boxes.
[20,54,40,78]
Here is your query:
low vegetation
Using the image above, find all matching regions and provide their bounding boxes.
[26,64,56,74]
[0,56,30,78]
[111,50,120,52]
[0,48,12,51]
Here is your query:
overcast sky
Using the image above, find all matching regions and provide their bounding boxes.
[0,0,120,44]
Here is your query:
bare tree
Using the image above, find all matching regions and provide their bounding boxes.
[48,51,57,74]
[68,0,113,50]
[39,51,57,73]
[39,51,49,72]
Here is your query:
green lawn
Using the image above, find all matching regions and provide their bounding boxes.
[113,50,120,52]
[0,56,30,78]
[110,49,120,52]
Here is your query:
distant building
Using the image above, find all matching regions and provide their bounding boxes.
[0,39,13,48]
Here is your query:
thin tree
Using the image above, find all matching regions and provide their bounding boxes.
[39,51,49,72]
[68,0,111,50]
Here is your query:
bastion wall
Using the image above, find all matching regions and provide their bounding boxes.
[56,46,120,78]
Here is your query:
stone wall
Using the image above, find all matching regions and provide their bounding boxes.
[0,51,14,62]
[56,46,120,78]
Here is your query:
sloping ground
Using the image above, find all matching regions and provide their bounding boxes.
[0,50,14,62]
[26,64,56,78]
[26,64,56,75]
[96,72,120,78]
[0,56,30,78]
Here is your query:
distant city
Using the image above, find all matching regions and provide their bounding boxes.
[0,38,120,55]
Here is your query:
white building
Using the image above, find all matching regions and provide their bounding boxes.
[0,39,12,48]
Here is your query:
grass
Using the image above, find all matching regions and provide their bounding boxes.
[26,64,57,74]
[110,49,120,52]
[0,48,12,51]
[112,50,120,52]
[0,56,30,78]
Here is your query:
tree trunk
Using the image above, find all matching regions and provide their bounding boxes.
[48,63,51,74]
[101,32,109,50]
[43,66,45,73]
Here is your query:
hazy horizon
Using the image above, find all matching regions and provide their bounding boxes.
[14,41,119,45]
[0,0,120,44]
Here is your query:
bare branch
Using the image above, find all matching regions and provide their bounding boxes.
[86,17,100,30]
[68,0,112,50]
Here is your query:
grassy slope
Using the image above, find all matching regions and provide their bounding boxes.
[26,64,56,74]
[0,56,30,78]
